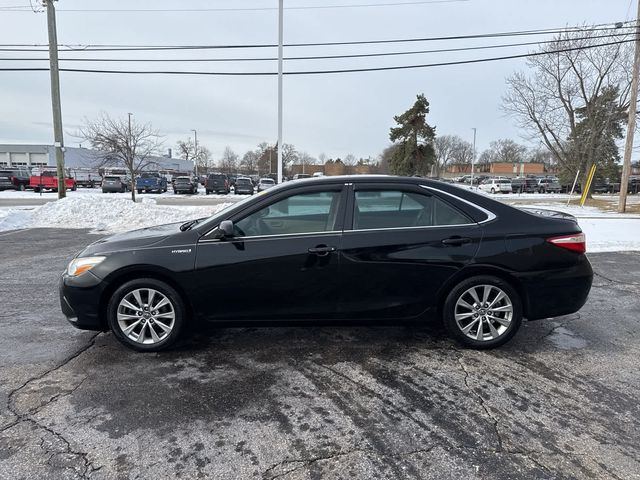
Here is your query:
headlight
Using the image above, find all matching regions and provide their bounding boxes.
[67,256,106,277]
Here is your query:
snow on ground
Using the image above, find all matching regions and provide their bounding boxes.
[0,196,235,234]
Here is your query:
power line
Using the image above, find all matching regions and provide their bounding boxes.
[0,32,633,63]
[0,0,471,12]
[0,38,631,76]
[0,23,633,52]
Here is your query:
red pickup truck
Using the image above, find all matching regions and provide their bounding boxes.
[30,170,77,192]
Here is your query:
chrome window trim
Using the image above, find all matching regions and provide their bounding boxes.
[421,185,497,224]
[344,223,476,234]
[199,230,342,244]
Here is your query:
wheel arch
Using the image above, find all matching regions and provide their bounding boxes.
[435,265,529,320]
[98,265,195,328]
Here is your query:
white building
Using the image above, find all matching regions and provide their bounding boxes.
[0,144,193,172]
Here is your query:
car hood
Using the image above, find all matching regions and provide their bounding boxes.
[81,222,188,255]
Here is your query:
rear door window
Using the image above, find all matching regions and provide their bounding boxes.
[353,190,473,230]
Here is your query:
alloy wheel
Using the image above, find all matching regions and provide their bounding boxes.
[454,285,513,341]
[116,288,175,345]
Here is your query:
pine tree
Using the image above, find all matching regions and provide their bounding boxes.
[388,94,436,176]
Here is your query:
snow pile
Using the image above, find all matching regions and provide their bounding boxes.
[0,196,234,233]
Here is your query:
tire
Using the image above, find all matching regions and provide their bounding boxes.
[34,187,40,193]
[71,185,77,191]
[206,190,210,195]
[19,184,26,191]
[107,278,186,352]
[137,189,142,194]
[443,275,522,349]
[490,188,495,194]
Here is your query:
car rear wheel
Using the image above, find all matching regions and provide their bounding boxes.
[490,188,495,194]
[443,275,522,349]
[107,278,186,352]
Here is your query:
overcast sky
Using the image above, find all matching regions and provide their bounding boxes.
[0,0,635,161]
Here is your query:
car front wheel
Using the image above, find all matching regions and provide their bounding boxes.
[443,275,522,349]
[107,278,186,352]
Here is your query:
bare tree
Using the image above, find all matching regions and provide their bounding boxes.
[433,135,474,176]
[281,143,299,174]
[318,152,327,164]
[219,146,238,174]
[480,138,528,164]
[176,138,195,161]
[195,146,215,174]
[503,26,633,190]
[298,151,316,173]
[343,153,358,166]
[79,113,163,202]
[240,150,259,175]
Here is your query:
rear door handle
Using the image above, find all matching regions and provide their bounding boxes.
[441,237,472,246]
[308,245,337,256]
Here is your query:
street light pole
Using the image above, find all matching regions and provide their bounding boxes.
[45,0,66,199]
[191,129,198,175]
[277,0,283,183]
[471,127,477,188]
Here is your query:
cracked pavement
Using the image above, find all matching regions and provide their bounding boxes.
[1,228,639,479]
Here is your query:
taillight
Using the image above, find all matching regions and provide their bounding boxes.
[547,233,586,254]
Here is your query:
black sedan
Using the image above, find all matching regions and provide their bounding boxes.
[60,175,592,352]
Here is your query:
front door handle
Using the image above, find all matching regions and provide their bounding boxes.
[441,237,472,246]
[308,245,337,256]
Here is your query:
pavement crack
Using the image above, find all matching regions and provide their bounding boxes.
[456,353,504,453]
[593,270,640,286]
[262,445,436,479]
[4,333,100,479]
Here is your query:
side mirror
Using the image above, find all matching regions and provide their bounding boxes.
[215,220,234,239]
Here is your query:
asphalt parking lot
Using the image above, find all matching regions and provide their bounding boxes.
[0,228,639,480]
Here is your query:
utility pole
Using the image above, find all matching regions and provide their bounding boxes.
[45,0,65,199]
[191,129,198,175]
[619,0,640,213]
[471,127,477,188]
[277,0,283,183]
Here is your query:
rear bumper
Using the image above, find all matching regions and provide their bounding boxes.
[59,272,107,331]
[515,256,593,320]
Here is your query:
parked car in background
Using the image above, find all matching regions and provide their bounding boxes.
[136,172,168,194]
[478,178,512,194]
[293,173,312,180]
[511,177,539,193]
[102,175,130,193]
[60,175,593,352]
[536,178,562,193]
[0,167,31,191]
[173,176,199,194]
[29,169,77,192]
[70,168,101,188]
[257,177,276,192]
[205,173,230,195]
[234,177,254,195]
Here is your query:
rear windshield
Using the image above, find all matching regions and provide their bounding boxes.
[140,173,157,178]
[236,178,251,184]
[176,177,191,182]
[104,176,121,181]
[260,178,275,184]
[209,174,226,179]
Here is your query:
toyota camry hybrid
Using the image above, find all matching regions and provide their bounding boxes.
[59,175,593,352]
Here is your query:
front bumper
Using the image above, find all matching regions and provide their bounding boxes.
[59,271,107,331]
